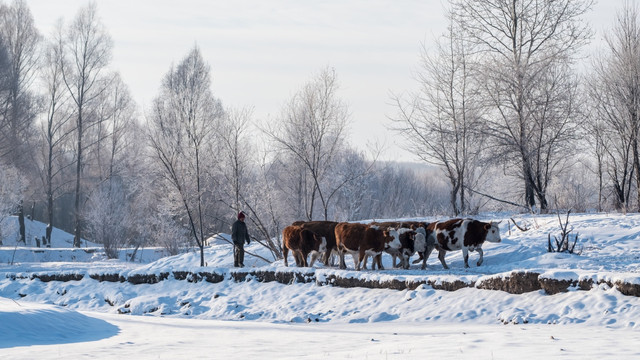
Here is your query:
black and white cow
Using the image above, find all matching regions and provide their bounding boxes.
[431,218,501,269]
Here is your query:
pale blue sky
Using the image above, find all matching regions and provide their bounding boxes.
[27,0,618,162]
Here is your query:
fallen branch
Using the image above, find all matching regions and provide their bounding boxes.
[465,187,529,209]
[510,218,529,232]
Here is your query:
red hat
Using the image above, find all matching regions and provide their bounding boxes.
[237,211,245,219]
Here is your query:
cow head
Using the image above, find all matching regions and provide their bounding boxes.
[399,228,416,243]
[484,222,501,243]
[385,228,403,250]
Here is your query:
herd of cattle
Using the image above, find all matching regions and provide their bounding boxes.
[282,219,502,270]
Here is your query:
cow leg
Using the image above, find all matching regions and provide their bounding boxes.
[309,252,319,267]
[438,249,449,269]
[338,250,347,270]
[358,249,367,271]
[293,251,302,267]
[283,246,289,267]
[402,252,410,269]
[376,254,384,270]
[354,252,362,271]
[476,248,484,266]
[323,245,337,266]
[421,244,434,270]
[326,250,337,267]
[302,251,309,267]
[462,247,470,268]
[322,248,331,266]
[370,254,381,270]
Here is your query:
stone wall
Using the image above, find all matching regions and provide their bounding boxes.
[4,269,639,297]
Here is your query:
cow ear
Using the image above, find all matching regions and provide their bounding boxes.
[484,223,491,230]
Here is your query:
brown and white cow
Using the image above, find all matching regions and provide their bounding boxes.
[382,227,420,269]
[374,222,434,269]
[411,222,438,269]
[412,226,434,270]
[291,221,339,266]
[334,222,396,270]
[371,222,405,267]
[431,218,501,269]
[282,225,327,267]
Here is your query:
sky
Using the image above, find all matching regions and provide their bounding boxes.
[25,0,618,162]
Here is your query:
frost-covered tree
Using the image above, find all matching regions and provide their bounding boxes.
[148,46,224,267]
[0,0,41,168]
[0,163,27,245]
[84,178,129,258]
[454,0,592,211]
[589,2,640,212]
[88,73,136,183]
[218,107,252,210]
[392,9,484,216]
[215,107,282,261]
[362,163,449,219]
[83,74,140,257]
[263,67,350,221]
[38,20,75,245]
[61,2,113,247]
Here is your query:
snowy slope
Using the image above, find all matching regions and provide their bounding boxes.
[0,215,96,248]
[1,212,640,358]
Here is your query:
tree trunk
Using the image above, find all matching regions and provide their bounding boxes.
[633,137,640,212]
[597,151,603,212]
[18,201,25,244]
[537,191,548,212]
[523,162,537,210]
[450,181,460,216]
[73,108,83,248]
[47,140,54,245]
[614,182,626,211]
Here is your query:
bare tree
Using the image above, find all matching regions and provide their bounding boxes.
[215,107,281,260]
[147,46,224,267]
[584,106,609,212]
[88,73,137,183]
[219,106,253,210]
[0,0,41,167]
[392,11,483,216]
[0,163,27,246]
[83,74,139,257]
[360,162,449,219]
[0,37,9,106]
[454,0,592,212]
[589,1,640,212]
[61,2,113,247]
[84,178,129,258]
[38,20,75,245]
[263,67,349,221]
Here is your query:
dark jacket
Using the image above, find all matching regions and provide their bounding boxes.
[232,220,250,246]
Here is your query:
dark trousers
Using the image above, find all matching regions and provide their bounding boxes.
[234,244,245,267]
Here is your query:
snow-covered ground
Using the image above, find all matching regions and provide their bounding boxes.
[1,213,640,359]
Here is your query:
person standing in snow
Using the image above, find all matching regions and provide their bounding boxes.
[231,211,251,267]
